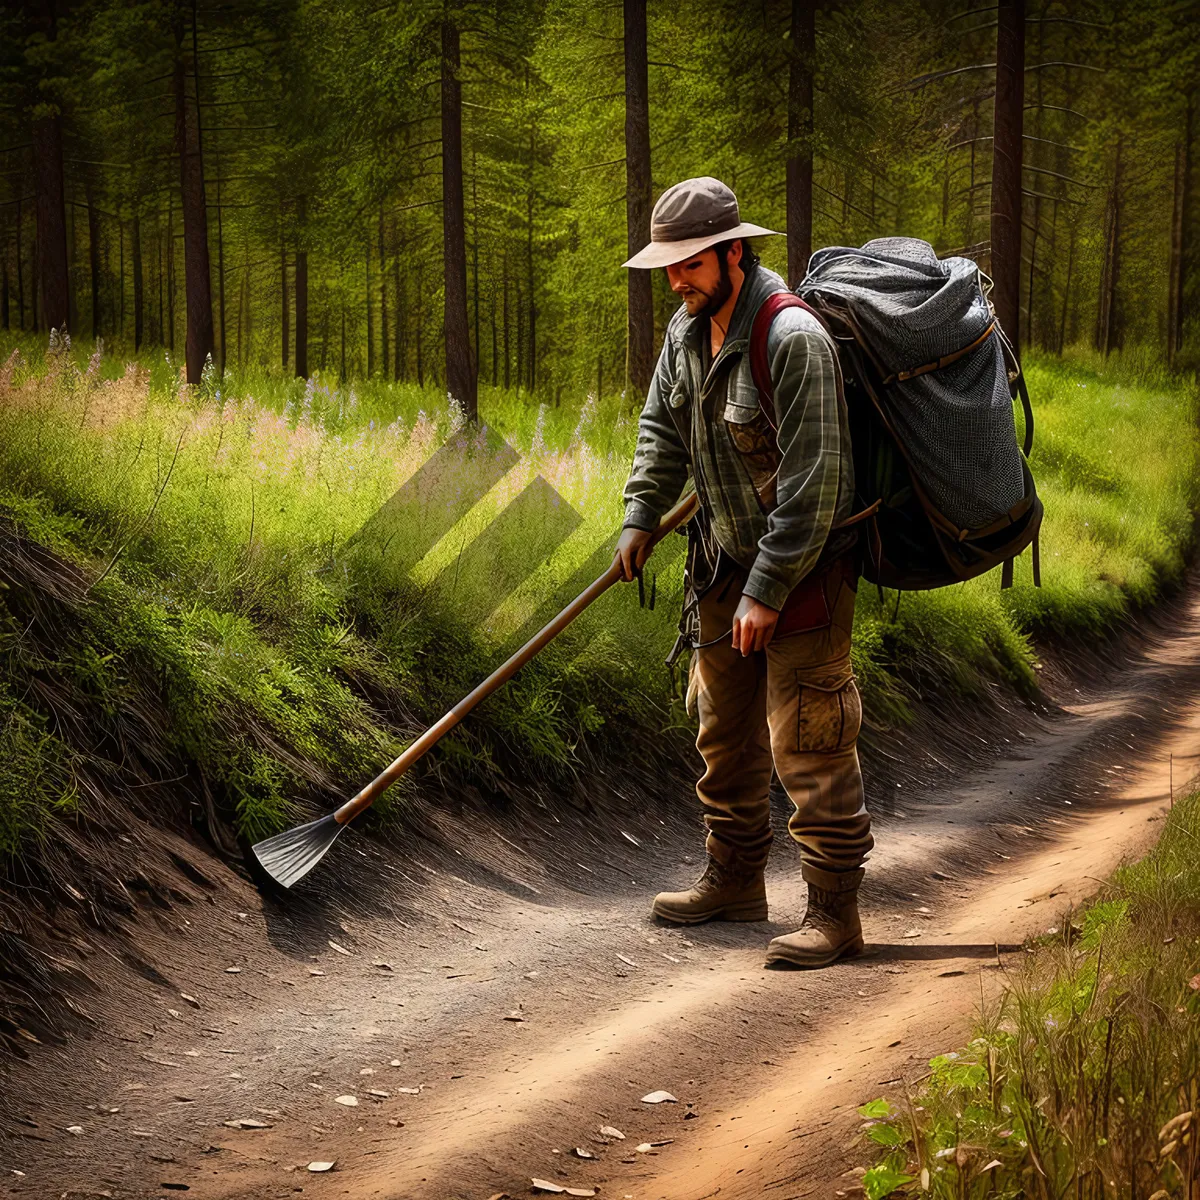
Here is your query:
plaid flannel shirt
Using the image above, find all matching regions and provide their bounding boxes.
[622,265,855,611]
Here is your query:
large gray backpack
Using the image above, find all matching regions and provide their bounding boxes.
[752,237,1041,591]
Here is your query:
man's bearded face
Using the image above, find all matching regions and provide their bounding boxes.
[665,245,738,319]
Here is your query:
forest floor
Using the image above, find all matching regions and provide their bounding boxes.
[5,570,1200,1200]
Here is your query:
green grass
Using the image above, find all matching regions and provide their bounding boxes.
[0,330,1195,856]
[857,790,1200,1200]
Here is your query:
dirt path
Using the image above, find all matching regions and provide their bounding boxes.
[6,587,1200,1200]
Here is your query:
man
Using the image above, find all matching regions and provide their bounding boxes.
[614,176,871,968]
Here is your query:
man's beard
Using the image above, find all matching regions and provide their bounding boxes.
[695,254,734,320]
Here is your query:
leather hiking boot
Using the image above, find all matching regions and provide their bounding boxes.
[765,867,865,968]
[652,856,768,925]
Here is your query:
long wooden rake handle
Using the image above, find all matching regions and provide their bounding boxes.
[332,491,700,825]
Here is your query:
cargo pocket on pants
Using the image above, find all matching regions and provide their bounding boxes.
[795,678,862,753]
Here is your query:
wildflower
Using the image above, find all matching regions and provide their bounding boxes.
[531,403,548,460]
[446,392,467,435]
[572,391,598,445]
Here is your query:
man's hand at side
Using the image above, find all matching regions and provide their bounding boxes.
[731,594,780,655]
[614,526,654,582]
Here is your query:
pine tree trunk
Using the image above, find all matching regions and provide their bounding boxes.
[295,195,308,378]
[234,261,242,370]
[242,234,253,367]
[31,221,39,333]
[623,0,654,397]
[990,0,1025,353]
[118,220,125,337]
[157,213,165,345]
[2,244,8,330]
[1057,227,1075,355]
[787,0,816,287]
[166,197,176,353]
[1167,95,1194,366]
[215,152,226,376]
[416,258,424,387]
[471,155,480,377]
[174,14,214,384]
[527,120,536,392]
[1023,9,1046,348]
[281,242,289,370]
[32,113,70,332]
[67,190,77,332]
[441,18,477,420]
[502,251,510,389]
[393,220,404,381]
[516,279,524,391]
[87,185,101,339]
[132,210,143,349]
[379,205,389,380]
[489,277,498,385]
[1095,136,1123,358]
[365,236,374,377]
[15,197,24,329]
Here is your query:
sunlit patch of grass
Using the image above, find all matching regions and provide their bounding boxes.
[0,329,1194,855]
[858,791,1200,1200]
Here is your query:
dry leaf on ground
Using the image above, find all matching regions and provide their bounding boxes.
[307,1161,335,1173]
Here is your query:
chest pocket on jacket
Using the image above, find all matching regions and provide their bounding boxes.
[724,397,780,512]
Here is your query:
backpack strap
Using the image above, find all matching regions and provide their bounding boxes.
[1015,369,1034,458]
[748,291,828,433]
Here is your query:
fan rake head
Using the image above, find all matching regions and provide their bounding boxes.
[247,813,344,890]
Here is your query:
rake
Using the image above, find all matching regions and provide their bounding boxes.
[247,492,699,889]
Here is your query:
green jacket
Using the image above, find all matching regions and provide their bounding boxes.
[622,264,856,611]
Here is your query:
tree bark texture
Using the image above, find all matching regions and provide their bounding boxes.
[132,211,143,349]
[1095,136,1123,358]
[624,0,654,397]
[441,18,477,420]
[787,0,816,288]
[1168,96,1194,365]
[86,186,101,338]
[295,195,308,378]
[379,206,389,380]
[15,198,25,329]
[166,198,176,352]
[990,0,1025,353]
[527,122,536,392]
[281,242,289,370]
[365,237,374,377]
[393,221,404,381]
[174,35,214,384]
[33,114,70,332]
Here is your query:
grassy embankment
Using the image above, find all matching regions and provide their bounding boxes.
[0,331,1195,858]
[857,790,1200,1200]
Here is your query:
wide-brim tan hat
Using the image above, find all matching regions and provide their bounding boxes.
[623,176,781,269]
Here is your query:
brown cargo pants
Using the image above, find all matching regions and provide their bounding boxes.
[686,557,873,878]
